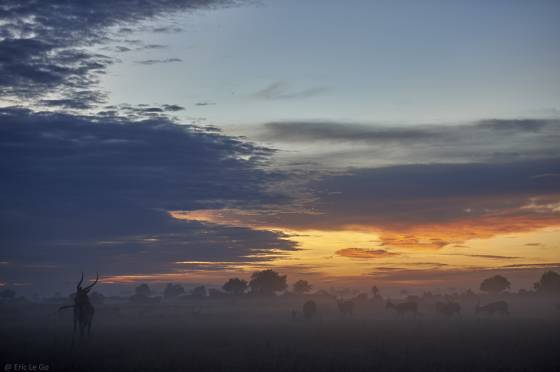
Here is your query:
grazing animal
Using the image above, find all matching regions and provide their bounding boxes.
[58,272,98,339]
[303,300,317,321]
[476,301,509,316]
[435,301,461,317]
[337,299,355,316]
[386,300,419,317]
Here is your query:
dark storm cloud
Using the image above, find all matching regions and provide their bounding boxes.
[0,0,237,106]
[0,107,294,286]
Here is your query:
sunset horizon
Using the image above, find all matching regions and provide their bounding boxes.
[1,2,559,371]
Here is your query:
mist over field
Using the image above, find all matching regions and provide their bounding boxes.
[2,271,560,371]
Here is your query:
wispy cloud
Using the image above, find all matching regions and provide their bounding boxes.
[0,0,233,108]
[336,248,400,259]
[257,119,560,167]
[136,58,182,65]
[252,81,329,100]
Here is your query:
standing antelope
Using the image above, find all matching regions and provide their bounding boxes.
[59,272,98,339]
[386,300,419,317]
[475,300,509,316]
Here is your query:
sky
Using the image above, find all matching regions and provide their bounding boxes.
[1,0,559,296]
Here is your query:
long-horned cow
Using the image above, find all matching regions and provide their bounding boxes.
[475,300,509,316]
[386,300,419,317]
[59,272,98,339]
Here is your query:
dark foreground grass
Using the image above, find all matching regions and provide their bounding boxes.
[1,319,559,372]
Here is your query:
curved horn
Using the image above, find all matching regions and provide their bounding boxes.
[85,272,99,291]
[77,272,84,289]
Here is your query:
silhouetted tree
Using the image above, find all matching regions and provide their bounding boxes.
[222,278,248,296]
[480,275,510,294]
[249,269,287,296]
[135,283,151,297]
[191,285,207,298]
[293,280,312,295]
[164,283,185,299]
[0,288,15,299]
[534,271,560,294]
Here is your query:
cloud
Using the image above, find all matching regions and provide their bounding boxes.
[135,58,182,65]
[281,159,560,247]
[173,158,560,249]
[0,0,237,107]
[98,103,185,119]
[252,81,329,100]
[261,121,435,143]
[195,102,216,106]
[0,107,295,289]
[445,254,522,260]
[153,26,183,33]
[336,248,399,259]
[256,119,560,167]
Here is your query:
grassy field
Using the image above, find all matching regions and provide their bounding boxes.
[1,299,559,372]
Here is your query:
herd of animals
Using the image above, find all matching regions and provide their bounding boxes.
[58,273,555,341]
[296,298,510,321]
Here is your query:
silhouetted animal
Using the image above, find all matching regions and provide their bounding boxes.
[58,272,98,339]
[303,300,317,320]
[435,301,461,317]
[476,301,509,316]
[386,300,418,317]
[337,299,355,316]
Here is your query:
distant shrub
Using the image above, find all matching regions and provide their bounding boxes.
[222,278,248,296]
[164,283,185,299]
[534,271,560,294]
[249,270,287,296]
[480,275,511,294]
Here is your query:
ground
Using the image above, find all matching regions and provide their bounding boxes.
[1,296,559,372]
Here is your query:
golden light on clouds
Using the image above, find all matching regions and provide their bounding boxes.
[167,207,560,288]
